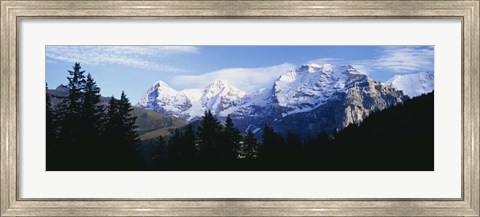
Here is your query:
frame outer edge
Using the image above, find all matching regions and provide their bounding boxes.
[1,2,11,217]
[0,1,4,213]
[468,1,480,214]
[2,2,19,216]
[462,2,480,216]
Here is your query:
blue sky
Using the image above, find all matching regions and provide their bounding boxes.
[46,46,434,103]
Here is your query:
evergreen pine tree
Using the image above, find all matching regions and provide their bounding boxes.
[153,135,168,170]
[81,73,105,168]
[66,63,86,114]
[261,125,286,161]
[180,124,196,161]
[104,92,139,170]
[83,74,104,130]
[57,63,87,169]
[286,132,302,160]
[118,91,139,145]
[46,84,58,170]
[155,136,167,160]
[198,110,223,160]
[103,96,120,169]
[221,115,241,160]
[242,130,259,160]
[168,129,183,161]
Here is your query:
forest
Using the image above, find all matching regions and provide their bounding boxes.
[47,63,433,171]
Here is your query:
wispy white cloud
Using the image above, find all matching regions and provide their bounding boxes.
[307,58,345,65]
[45,58,57,64]
[171,63,296,92]
[46,46,198,73]
[307,46,434,75]
[374,46,434,73]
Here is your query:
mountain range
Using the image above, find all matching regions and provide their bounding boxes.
[137,63,434,138]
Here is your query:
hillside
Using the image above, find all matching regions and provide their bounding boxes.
[132,107,187,140]
[47,86,186,140]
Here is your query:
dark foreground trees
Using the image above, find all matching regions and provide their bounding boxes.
[325,91,434,170]
[154,112,259,170]
[152,92,434,171]
[46,63,141,171]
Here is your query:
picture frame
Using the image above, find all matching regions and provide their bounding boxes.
[1,0,478,216]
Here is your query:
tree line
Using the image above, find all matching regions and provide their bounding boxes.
[47,63,141,170]
[152,111,261,170]
[152,92,434,171]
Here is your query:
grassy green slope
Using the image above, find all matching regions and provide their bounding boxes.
[132,107,187,140]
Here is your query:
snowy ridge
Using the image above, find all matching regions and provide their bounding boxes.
[137,79,246,121]
[273,64,365,116]
[137,64,432,127]
[386,71,434,97]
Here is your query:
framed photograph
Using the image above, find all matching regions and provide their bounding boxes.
[1,0,478,216]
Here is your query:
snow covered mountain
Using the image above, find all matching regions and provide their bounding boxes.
[272,64,365,116]
[386,71,434,97]
[229,64,406,137]
[137,79,245,121]
[137,64,410,137]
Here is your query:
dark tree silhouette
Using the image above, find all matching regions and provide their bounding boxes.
[304,130,329,160]
[286,132,302,160]
[241,130,259,160]
[155,136,168,161]
[197,110,223,160]
[80,73,105,169]
[46,84,59,170]
[261,125,286,162]
[103,91,140,170]
[167,129,183,161]
[221,115,241,160]
[56,63,87,169]
[179,124,196,161]
[82,74,104,131]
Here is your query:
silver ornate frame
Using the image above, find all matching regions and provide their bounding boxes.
[1,1,479,216]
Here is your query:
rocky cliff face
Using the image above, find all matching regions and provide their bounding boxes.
[340,75,405,127]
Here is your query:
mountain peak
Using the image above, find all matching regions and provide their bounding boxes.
[299,63,322,73]
[203,79,245,98]
[298,63,360,75]
[387,72,434,97]
[55,84,69,94]
[148,80,178,95]
[209,79,230,87]
[152,80,172,88]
